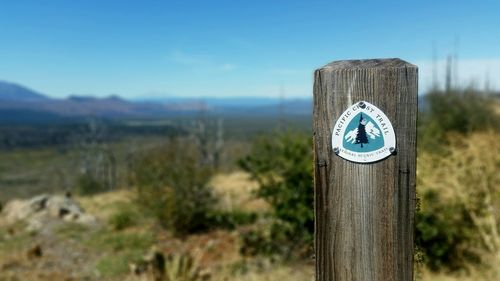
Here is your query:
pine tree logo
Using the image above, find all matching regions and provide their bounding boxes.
[342,112,384,152]
[355,114,369,148]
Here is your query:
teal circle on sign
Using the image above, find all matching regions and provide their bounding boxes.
[342,112,385,152]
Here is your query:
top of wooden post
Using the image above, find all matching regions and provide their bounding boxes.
[319,58,417,71]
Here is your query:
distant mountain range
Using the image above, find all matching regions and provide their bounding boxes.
[0,81,312,123]
[0,81,48,102]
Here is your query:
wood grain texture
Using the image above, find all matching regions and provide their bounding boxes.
[313,58,418,281]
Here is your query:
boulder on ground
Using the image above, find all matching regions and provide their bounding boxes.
[2,194,97,231]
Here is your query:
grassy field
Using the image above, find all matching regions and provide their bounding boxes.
[0,172,290,280]
[1,166,498,280]
[0,113,303,201]
[0,137,255,202]
[0,136,171,201]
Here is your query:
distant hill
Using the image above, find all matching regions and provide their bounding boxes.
[140,97,313,116]
[0,80,313,123]
[0,81,176,120]
[0,81,49,101]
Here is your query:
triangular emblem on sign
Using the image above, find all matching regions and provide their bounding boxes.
[332,101,396,163]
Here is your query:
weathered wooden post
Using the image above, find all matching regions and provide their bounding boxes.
[313,59,418,281]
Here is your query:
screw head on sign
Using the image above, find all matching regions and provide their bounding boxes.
[358,101,366,109]
[389,147,396,155]
[333,147,340,155]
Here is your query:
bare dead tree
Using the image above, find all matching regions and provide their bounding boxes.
[445,55,452,93]
[213,118,224,169]
[72,119,117,193]
[101,147,117,191]
[278,83,285,131]
[453,36,460,89]
[189,101,225,170]
[432,41,439,91]
[485,68,491,95]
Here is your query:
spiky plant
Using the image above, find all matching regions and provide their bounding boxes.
[164,253,210,281]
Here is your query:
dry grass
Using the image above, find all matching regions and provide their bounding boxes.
[215,263,314,281]
[418,260,500,281]
[210,171,268,213]
[417,131,500,280]
[77,171,267,218]
[214,261,496,281]
[77,189,135,221]
[418,132,500,255]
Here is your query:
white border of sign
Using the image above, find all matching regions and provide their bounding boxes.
[331,101,396,163]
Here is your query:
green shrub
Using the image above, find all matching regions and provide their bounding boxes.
[109,207,138,231]
[416,133,499,271]
[419,88,499,151]
[130,138,216,236]
[206,210,257,230]
[415,190,478,271]
[417,89,499,272]
[238,132,313,258]
[77,173,105,195]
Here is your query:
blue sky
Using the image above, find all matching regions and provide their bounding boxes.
[0,0,499,98]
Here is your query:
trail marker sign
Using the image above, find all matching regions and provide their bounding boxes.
[331,100,396,163]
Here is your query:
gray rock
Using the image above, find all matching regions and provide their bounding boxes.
[2,194,97,230]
